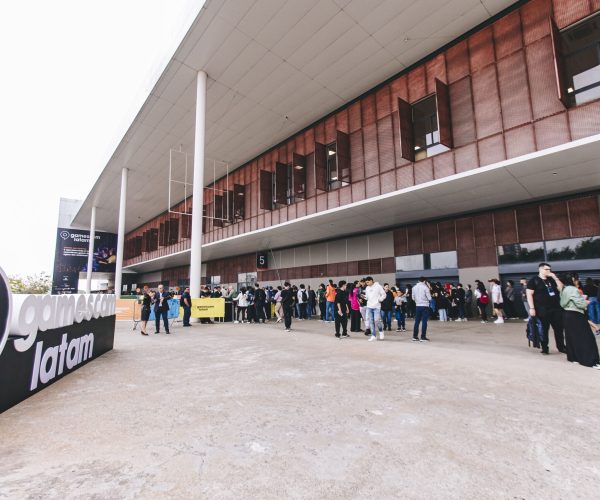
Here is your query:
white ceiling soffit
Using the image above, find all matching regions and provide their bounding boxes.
[73,0,518,233]
[123,134,600,274]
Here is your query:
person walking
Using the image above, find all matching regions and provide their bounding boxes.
[153,284,171,334]
[380,283,394,331]
[281,282,295,332]
[412,277,432,342]
[526,263,566,355]
[334,280,350,338]
[180,286,192,327]
[364,276,386,342]
[560,273,600,368]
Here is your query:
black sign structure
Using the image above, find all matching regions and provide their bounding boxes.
[256,252,268,269]
[0,315,115,413]
[52,228,117,294]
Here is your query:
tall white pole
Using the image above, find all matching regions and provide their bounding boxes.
[114,167,128,297]
[85,205,96,293]
[190,70,207,300]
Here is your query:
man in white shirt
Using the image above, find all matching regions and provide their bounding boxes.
[412,277,432,342]
[364,276,386,341]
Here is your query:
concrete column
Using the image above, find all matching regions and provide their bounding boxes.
[189,70,207,299]
[85,205,96,293]
[114,167,128,297]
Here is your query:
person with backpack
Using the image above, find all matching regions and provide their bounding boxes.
[307,285,316,319]
[474,282,490,323]
[180,286,192,327]
[296,284,308,320]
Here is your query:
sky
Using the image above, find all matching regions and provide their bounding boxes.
[0,0,205,277]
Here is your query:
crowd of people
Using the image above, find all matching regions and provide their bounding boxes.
[134,264,600,369]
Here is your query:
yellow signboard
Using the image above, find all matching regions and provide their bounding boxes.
[185,298,225,318]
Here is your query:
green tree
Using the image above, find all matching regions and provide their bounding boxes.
[9,272,51,294]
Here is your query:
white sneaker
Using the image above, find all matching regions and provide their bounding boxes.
[234,320,239,324]
[379,331,385,340]
[481,320,486,324]
[494,318,504,324]
[368,336,376,342]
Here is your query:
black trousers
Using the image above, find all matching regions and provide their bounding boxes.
[350,309,361,331]
[255,301,266,321]
[298,303,307,319]
[319,301,326,320]
[155,309,169,332]
[539,308,566,352]
[335,312,348,335]
[283,305,293,329]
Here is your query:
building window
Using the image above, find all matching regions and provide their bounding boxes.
[396,251,457,271]
[546,236,600,261]
[498,242,545,264]
[412,95,449,160]
[561,12,600,106]
[315,132,350,191]
[397,78,453,162]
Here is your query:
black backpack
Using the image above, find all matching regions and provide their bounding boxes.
[301,289,308,302]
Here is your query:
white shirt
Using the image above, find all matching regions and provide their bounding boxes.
[412,282,432,307]
[297,289,306,304]
[365,282,386,308]
[491,283,503,303]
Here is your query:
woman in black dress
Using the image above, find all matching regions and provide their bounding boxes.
[139,285,152,336]
[560,273,600,369]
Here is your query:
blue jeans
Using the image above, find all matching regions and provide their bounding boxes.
[380,309,393,329]
[395,308,405,328]
[588,297,599,324]
[326,301,335,321]
[413,306,430,339]
[306,302,313,318]
[366,307,383,335]
[182,306,191,326]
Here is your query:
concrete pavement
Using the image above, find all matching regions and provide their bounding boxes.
[1,317,599,499]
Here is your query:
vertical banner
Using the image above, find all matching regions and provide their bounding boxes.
[52,228,117,294]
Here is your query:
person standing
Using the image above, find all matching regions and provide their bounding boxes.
[394,287,406,332]
[325,280,336,322]
[452,284,466,321]
[583,278,599,325]
[139,285,152,335]
[489,279,505,324]
[348,281,362,332]
[412,277,432,342]
[519,278,530,321]
[297,284,308,320]
[153,284,171,334]
[560,273,600,368]
[254,284,267,323]
[527,263,566,355]
[504,280,516,319]
[474,282,490,323]
[334,280,350,338]
[273,286,283,323]
[180,286,192,327]
[281,282,295,332]
[317,284,326,321]
[380,283,394,331]
[465,284,473,318]
[364,276,386,342]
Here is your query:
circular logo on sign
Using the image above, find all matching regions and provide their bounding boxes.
[0,265,12,358]
[60,230,70,240]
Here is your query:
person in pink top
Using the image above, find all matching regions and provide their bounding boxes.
[349,281,362,333]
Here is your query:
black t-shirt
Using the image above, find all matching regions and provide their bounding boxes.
[527,276,560,314]
[334,289,349,314]
[281,288,294,307]
[180,291,191,307]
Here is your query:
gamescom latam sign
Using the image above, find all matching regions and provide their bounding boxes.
[0,265,116,413]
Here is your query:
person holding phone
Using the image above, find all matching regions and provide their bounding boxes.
[526,263,565,355]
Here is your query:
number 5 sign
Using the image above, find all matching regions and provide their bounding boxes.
[256,252,268,269]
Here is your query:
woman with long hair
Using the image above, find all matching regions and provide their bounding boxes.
[348,281,362,332]
[560,273,600,368]
[474,281,490,323]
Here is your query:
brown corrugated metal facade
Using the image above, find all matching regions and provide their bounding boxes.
[123,0,600,285]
